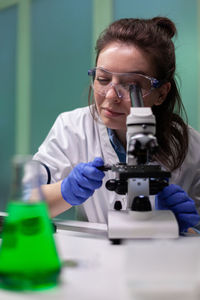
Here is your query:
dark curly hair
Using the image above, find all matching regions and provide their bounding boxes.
[89,17,188,171]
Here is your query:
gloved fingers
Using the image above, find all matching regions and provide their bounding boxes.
[157,184,186,201]
[68,176,94,198]
[70,178,94,199]
[61,159,105,206]
[61,176,94,205]
[73,166,103,189]
[155,195,168,210]
[76,174,103,190]
[81,165,105,181]
[159,192,191,208]
[92,157,104,167]
[155,192,188,210]
[79,178,103,190]
[61,177,86,203]
[87,157,104,167]
[168,200,198,214]
[69,167,103,193]
[61,159,104,205]
[73,162,104,181]
[175,213,200,232]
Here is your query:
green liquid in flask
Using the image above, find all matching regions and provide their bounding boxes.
[0,201,61,291]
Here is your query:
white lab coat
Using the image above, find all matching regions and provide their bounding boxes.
[33,106,200,223]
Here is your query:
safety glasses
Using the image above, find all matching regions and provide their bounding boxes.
[88,67,164,101]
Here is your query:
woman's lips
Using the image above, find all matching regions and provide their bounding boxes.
[102,108,125,117]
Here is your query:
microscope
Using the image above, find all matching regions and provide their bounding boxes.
[102,85,179,242]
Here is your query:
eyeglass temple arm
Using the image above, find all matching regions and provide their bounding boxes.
[88,69,95,79]
[129,84,144,107]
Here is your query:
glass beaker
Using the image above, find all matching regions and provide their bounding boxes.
[0,155,61,291]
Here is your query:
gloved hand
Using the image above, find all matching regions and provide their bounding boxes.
[61,157,105,206]
[155,184,200,233]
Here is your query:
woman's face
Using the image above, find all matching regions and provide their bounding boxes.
[94,42,169,131]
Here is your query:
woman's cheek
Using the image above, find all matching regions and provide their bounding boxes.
[94,93,103,109]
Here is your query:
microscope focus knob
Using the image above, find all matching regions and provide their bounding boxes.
[106,179,117,191]
[106,180,127,194]
[131,195,152,211]
[114,201,122,211]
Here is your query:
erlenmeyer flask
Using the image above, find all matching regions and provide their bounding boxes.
[0,155,61,291]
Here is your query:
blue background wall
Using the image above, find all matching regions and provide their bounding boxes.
[0,4,17,210]
[31,0,93,153]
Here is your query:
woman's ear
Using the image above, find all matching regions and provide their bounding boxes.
[154,82,171,106]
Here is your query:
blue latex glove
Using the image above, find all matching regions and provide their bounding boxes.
[155,184,200,233]
[61,157,105,206]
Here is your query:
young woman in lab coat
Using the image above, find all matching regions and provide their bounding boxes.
[33,17,200,234]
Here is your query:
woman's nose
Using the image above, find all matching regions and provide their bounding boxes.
[105,84,122,102]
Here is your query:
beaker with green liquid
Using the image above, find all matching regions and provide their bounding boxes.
[0,156,61,291]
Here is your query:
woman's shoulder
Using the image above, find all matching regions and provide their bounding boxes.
[51,106,95,132]
[49,106,100,142]
[186,126,200,163]
[188,126,200,144]
[58,106,93,124]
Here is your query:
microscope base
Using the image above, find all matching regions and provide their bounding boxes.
[108,210,179,239]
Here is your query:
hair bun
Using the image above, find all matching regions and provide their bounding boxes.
[152,17,177,38]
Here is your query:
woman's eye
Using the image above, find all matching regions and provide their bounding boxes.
[126,81,140,88]
[126,80,138,85]
[96,77,110,84]
[119,81,135,89]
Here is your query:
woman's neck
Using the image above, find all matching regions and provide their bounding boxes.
[115,129,127,149]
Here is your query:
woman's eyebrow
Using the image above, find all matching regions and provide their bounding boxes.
[97,67,148,76]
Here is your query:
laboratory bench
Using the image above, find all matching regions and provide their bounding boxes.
[0,219,200,300]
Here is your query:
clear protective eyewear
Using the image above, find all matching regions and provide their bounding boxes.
[88,67,164,101]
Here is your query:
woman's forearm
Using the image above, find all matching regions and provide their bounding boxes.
[41,181,72,218]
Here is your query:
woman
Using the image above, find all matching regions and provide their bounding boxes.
[33,17,200,233]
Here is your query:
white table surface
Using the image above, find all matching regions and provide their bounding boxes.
[0,220,200,300]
